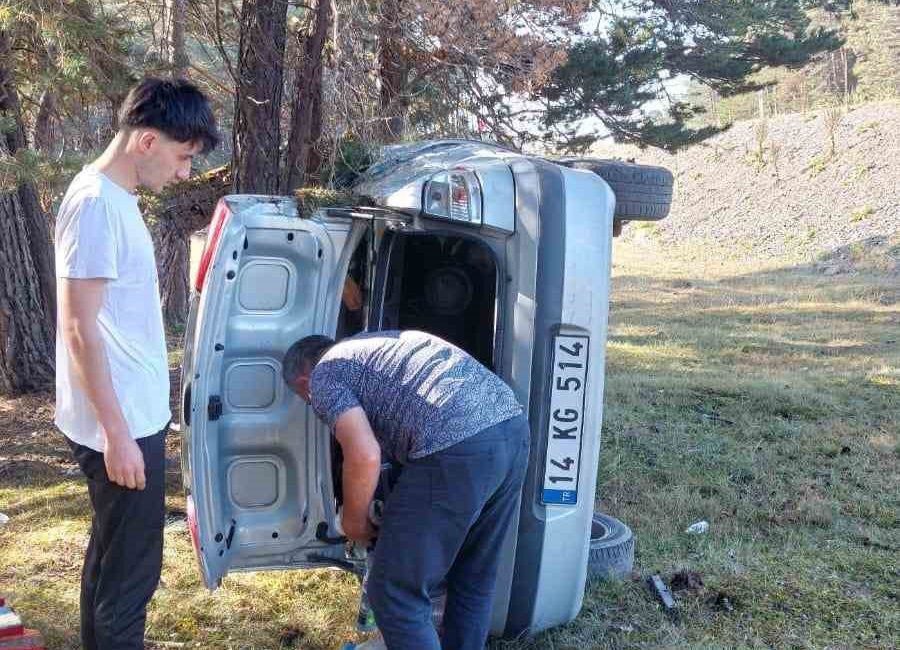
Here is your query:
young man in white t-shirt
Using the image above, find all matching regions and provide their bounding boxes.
[55,77,218,650]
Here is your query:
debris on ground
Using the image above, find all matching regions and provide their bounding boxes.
[647,574,676,612]
[685,520,709,534]
[710,591,737,613]
[670,569,705,592]
[164,509,188,531]
[0,597,45,649]
[277,625,304,646]
[611,622,636,633]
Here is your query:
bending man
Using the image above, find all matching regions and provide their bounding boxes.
[283,330,530,650]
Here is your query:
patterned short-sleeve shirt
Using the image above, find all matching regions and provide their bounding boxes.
[309,330,523,463]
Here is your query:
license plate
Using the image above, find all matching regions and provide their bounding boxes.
[542,334,589,506]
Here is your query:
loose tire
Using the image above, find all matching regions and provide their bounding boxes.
[560,159,674,221]
[588,513,635,581]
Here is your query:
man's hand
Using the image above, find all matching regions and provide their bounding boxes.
[342,277,363,311]
[104,433,146,490]
[341,511,377,544]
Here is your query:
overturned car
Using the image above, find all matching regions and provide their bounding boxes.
[180,140,673,637]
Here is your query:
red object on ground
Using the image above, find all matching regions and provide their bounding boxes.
[0,607,24,639]
[0,629,45,649]
[0,599,45,650]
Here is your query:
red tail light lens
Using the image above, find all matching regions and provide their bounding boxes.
[186,495,205,570]
[193,200,231,292]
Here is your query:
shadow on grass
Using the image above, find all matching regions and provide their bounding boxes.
[0,485,90,523]
[609,257,899,386]
[0,458,74,491]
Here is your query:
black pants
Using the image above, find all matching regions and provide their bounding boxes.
[367,414,530,650]
[67,428,167,650]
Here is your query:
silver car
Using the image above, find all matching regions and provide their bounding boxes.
[180,140,672,637]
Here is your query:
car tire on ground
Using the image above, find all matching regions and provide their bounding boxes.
[561,159,674,221]
[588,513,635,581]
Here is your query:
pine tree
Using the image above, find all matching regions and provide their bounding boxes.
[538,1,844,150]
[0,28,54,392]
[232,0,288,193]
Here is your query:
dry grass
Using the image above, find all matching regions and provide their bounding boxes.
[492,242,899,650]
[2,239,898,649]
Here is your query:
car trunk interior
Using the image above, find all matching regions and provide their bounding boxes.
[371,231,500,370]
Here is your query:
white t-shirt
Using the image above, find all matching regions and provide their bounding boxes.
[55,166,171,452]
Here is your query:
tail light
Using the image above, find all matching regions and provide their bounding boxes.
[423,169,482,224]
[193,199,232,292]
[186,495,206,573]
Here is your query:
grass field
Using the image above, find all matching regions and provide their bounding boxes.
[1,239,898,649]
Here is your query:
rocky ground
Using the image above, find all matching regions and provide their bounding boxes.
[592,101,900,273]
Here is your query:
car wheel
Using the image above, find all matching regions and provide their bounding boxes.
[561,159,674,221]
[588,513,635,581]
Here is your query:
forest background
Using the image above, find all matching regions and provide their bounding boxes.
[1,0,898,392]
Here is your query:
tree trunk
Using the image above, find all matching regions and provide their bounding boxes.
[377,0,408,142]
[0,147,55,393]
[155,0,191,324]
[149,167,232,326]
[282,0,334,191]
[156,218,191,326]
[0,29,56,326]
[232,0,288,193]
[168,0,190,78]
[33,89,56,153]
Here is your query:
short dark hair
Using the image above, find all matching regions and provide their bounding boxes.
[118,77,219,154]
[283,335,336,384]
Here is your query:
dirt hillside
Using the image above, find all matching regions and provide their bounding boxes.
[592,101,900,271]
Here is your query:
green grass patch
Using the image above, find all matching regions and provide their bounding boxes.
[2,241,898,649]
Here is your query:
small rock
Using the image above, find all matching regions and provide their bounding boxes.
[0,512,8,527]
[685,520,709,534]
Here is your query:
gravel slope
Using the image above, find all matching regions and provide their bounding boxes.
[590,101,900,268]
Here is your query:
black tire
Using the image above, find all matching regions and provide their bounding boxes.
[588,513,635,581]
[560,159,674,221]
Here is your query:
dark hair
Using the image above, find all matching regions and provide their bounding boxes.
[282,335,336,384]
[118,77,219,154]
